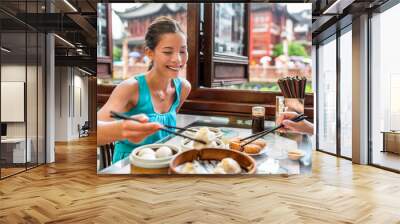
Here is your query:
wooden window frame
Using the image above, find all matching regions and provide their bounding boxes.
[96,3,314,120]
[97,3,113,77]
[182,3,314,119]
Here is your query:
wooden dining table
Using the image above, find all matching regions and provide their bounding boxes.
[98,114,312,175]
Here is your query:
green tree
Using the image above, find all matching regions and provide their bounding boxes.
[272,42,308,57]
[113,47,122,62]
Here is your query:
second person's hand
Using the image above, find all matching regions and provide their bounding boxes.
[276,111,314,135]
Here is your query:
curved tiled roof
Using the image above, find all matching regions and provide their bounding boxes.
[115,3,186,20]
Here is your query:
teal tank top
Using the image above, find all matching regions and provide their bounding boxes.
[112,74,182,163]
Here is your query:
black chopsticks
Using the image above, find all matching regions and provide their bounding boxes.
[109,111,206,144]
[240,114,308,148]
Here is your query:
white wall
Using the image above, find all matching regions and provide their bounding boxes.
[54,67,89,141]
[1,65,28,138]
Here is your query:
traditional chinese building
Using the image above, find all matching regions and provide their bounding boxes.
[115,3,187,79]
[249,4,289,66]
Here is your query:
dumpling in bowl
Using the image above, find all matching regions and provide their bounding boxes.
[214,158,241,174]
[155,146,173,158]
[140,153,156,160]
[137,147,155,157]
[193,127,217,149]
[195,127,215,143]
[181,162,195,174]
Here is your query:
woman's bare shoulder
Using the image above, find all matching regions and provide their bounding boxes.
[178,78,191,90]
[113,77,139,95]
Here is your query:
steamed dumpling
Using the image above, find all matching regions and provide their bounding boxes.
[195,127,216,144]
[155,146,173,158]
[213,166,226,174]
[181,162,195,174]
[140,153,156,160]
[214,158,241,174]
[192,127,217,149]
[192,140,219,150]
[137,147,155,157]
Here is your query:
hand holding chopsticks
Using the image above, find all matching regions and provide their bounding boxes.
[109,111,206,144]
[240,114,308,148]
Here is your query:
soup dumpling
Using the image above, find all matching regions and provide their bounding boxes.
[215,158,241,174]
[140,152,156,160]
[181,162,195,174]
[155,146,173,158]
[195,127,215,144]
[137,147,155,157]
[193,127,217,149]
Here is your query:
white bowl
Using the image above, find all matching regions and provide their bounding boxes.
[129,144,180,168]
[287,149,305,161]
[180,138,225,151]
[130,157,171,169]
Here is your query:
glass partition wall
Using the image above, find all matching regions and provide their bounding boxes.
[317,35,337,155]
[370,3,400,172]
[0,1,46,179]
[339,27,352,159]
[316,25,353,159]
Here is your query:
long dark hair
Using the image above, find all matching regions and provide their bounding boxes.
[145,16,185,71]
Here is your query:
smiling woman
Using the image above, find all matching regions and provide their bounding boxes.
[97,16,191,164]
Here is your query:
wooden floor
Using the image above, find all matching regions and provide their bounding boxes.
[1,167,26,177]
[373,150,400,171]
[1,135,400,223]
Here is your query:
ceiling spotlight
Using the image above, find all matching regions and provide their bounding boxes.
[78,67,92,76]
[54,34,75,48]
[1,47,11,53]
[63,0,78,12]
[323,0,354,15]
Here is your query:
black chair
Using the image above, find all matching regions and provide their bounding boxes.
[99,142,115,169]
[78,121,90,138]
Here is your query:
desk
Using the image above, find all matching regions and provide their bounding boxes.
[98,114,312,175]
[382,131,400,154]
[1,138,31,163]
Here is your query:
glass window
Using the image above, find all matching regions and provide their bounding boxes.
[97,4,108,57]
[214,3,245,56]
[1,32,27,177]
[0,0,46,179]
[340,28,352,158]
[371,3,400,171]
[317,36,337,154]
[216,3,312,93]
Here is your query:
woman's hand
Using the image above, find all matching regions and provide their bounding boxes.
[276,111,314,135]
[97,114,162,145]
[120,114,162,143]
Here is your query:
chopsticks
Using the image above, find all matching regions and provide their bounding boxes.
[277,77,307,99]
[163,125,196,132]
[240,114,308,148]
[109,111,206,144]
